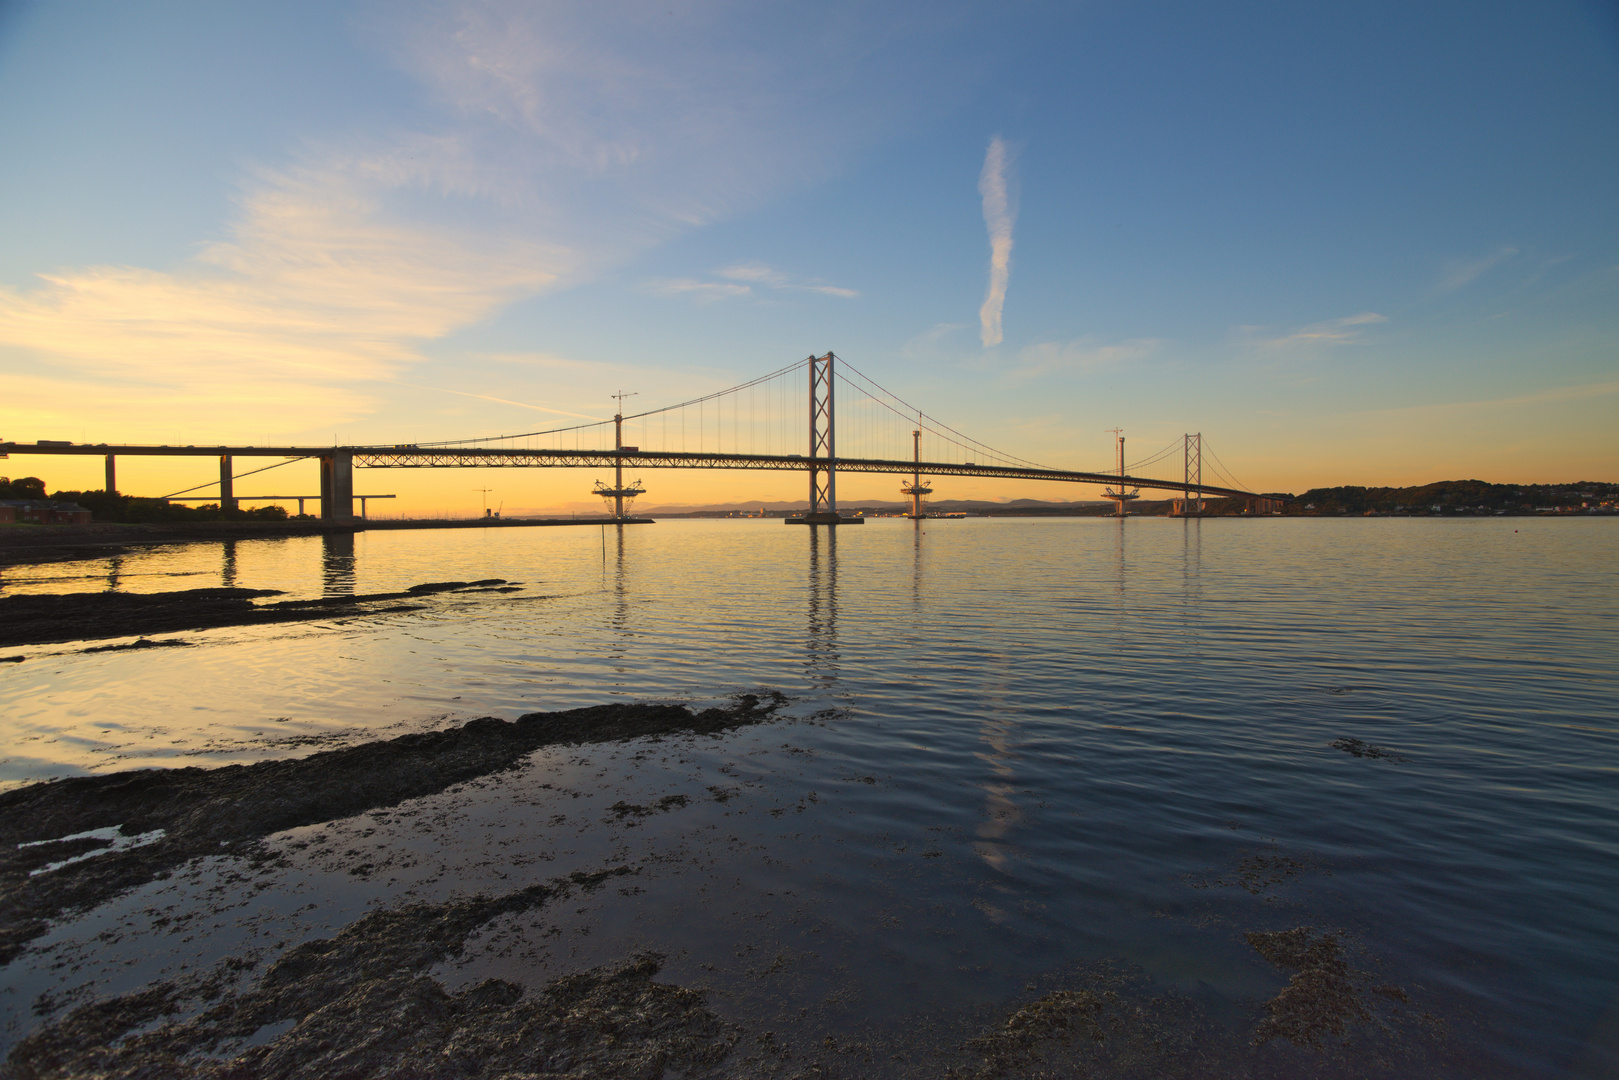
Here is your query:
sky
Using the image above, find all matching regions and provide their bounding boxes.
[1,0,1616,514]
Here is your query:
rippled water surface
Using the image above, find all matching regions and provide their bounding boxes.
[1,517,1616,1075]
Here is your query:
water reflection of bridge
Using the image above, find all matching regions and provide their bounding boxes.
[806,526,839,688]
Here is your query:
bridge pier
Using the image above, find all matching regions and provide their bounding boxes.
[1102,430,1139,517]
[592,403,647,520]
[104,454,117,496]
[901,428,932,519]
[219,454,238,512]
[320,450,355,521]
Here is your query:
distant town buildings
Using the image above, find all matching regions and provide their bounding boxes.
[0,500,92,524]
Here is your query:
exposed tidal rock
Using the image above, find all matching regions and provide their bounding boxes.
[0,579,526,648]
[5,870,736,1080]
[1329,737,1408,763]
[956,963,1223,1079]
[0,693,787,965]
[1246,927,1372,1047]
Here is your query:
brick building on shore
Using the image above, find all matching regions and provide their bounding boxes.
[0,500,93,525]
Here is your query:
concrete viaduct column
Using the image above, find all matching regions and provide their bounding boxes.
[319,450,355,521]
[219,455,238,512]
[104,454,117,495]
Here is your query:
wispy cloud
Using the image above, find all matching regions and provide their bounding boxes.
[716,263,857,298]
[650,262,857,303]
[646,278,754,303]
[375,2,945,242]
[899,322,971,360]
[0,2,945,442]
[1013,337,1161,378]
[0,157,562,439]
[382,379,605,421]
[716,264,786,285]
[1440,246,1518,292]
[1240,312,1387,352]
[480,351,603,371]
[978,135,1018,348]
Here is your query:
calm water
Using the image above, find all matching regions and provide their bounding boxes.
[1,517,1615,1075]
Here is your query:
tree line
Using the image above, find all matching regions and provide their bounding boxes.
[0,477,292,522]
[1283,480,1616,515]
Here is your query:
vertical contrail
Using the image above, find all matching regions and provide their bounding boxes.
[978,135,1017,348]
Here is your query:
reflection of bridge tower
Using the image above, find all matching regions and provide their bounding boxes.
[1180,513,1204,645]
[901,429,932,519]
[1101,429,1139,518]
[593,392,646,520]
[605,523,632,667]
[805,525,840,685]
[910,516,924,613]
[321,532,356,597]
[1171,433,1205,517]
[789,353,863,525]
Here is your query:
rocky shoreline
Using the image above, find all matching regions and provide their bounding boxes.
[0,579,536,650]
[6,871,736,1080]
[0,695,787,967]
[0,687,1473,1078]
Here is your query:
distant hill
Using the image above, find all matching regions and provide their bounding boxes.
[642,481,1618,519]
[1285,480,1616,515]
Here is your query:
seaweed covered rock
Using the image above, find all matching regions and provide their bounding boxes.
[5,872,736,1080]
[0,693,786,965]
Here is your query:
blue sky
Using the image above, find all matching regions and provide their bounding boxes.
[2,0,1615,511]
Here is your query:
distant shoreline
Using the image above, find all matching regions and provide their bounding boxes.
[0,517,652,566]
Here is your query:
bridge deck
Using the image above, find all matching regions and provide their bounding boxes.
[2,443,1265,501]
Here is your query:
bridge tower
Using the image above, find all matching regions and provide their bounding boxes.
[1172,433,1204,517]
[1102,429,1139,517]
[593,391,645,520]
[789,352,862,524]
[901,429,932,519]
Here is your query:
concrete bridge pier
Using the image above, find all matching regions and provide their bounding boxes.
[319,450,355,521]
[902,429,932,519]
[104,454,116,495]
[219,455,238,512]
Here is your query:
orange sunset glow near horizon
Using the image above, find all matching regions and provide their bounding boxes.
[3,1,1616,516]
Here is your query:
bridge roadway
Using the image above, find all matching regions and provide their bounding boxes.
[351,447,1261,501]
[2,442,1263,516]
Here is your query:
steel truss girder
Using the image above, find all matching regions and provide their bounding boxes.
[1,443,1263,500]
[347,448,1258,500]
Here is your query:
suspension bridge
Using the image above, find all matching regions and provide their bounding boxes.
[3,353,1278,521]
